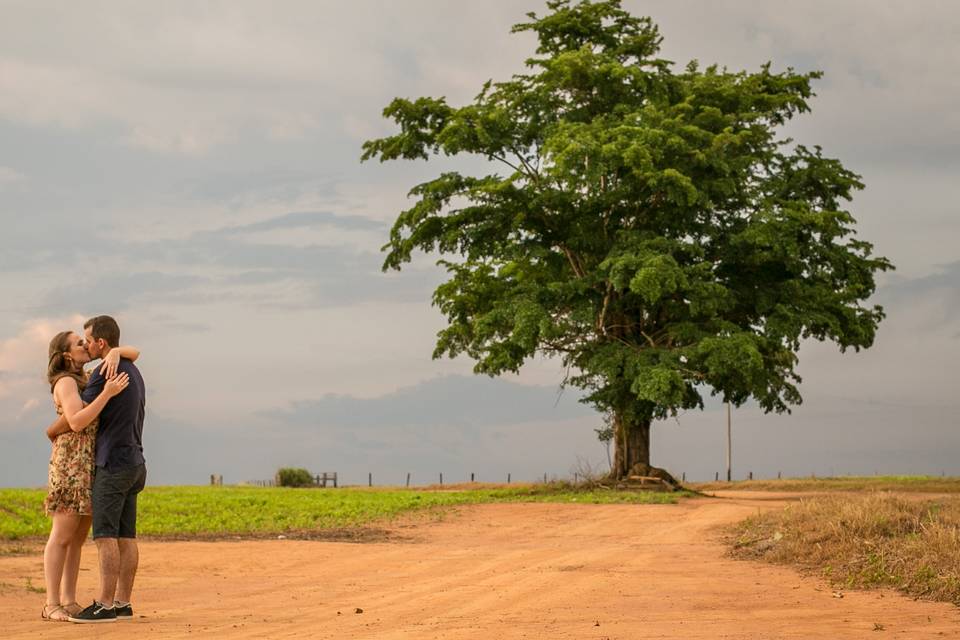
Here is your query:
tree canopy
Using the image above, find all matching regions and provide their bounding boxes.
[362,0,892,479]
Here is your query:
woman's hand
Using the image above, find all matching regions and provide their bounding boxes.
[104,372,130,397]
[100,349,121,379]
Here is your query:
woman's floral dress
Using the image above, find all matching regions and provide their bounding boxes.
[43,373,97,516]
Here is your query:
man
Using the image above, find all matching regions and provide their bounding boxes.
[69,315,146,624]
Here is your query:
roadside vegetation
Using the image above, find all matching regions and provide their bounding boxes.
[691,475,960,493]
[0,483,686,540]
[727,478,960,605]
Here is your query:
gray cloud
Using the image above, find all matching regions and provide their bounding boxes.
[228,210,386,234]
[22,209,428,314]
[881,261,960,299]
[874,262,960,329]
[269,374,594,431]
[181,170,342,205]
[40,272,209,314]
[2,1,960,485]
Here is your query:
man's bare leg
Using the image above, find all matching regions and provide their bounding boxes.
[95,537,120,607]
[116,538,139,603]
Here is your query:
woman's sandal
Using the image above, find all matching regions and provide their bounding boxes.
[41,604,70,622]
[61,602,83,616]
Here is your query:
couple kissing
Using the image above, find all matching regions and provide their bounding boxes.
[41,315,147,624]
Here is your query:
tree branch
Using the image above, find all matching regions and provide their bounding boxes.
[489,153,523,174]
[560,245,586,278]
[510,146,541,183]
[597,282,614,335]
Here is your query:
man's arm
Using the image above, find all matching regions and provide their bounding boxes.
[45,414,71,442]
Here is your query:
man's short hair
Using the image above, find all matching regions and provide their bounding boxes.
[84,315,121,348]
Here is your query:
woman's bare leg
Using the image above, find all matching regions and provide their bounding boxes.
[43,512,80,606]
[60,515,91,606]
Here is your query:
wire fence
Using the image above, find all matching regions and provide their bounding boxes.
[230,468,936,488]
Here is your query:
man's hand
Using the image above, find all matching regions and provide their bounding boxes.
[100,349,120,379]
[45,414,70,442]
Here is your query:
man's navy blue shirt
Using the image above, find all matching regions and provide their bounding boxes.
[81,358,146,471]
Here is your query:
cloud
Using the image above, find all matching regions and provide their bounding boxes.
[875,261,960,330]
[884,261,960,296]
[39,272,209,314]
[646,1,960,167]
[0,314,85,382]
[20,209,421,315]
[269,374,594,431]
[0,3,534,154]
[233,211,386,234]
[180,168,340,207]
[148,314,212,334]
[128,214,431,309]
[0,165,26,187]
[0,314,87,436]
[14,397,39,421]
[1,1,959,485]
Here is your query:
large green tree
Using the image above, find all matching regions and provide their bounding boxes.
[362,0,892,480]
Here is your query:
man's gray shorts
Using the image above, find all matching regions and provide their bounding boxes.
[92,464,146,540]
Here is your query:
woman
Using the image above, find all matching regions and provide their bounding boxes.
[40,330,139,622]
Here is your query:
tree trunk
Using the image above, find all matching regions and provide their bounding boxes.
[611,411,650,479]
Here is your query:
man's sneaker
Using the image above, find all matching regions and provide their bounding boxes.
[68,601,117,624]
[114,602,133,620]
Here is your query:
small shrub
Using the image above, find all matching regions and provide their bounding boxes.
[276,468,314,488]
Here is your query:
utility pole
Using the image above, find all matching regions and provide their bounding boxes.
[726,402,732,482]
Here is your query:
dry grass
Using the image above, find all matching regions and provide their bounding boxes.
[731,493,960,604]
[692,475,960,493]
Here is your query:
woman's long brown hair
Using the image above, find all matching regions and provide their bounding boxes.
[47,331,86,393]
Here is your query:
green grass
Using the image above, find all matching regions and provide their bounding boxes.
[690,475,960,493]
[0,489,47,540]
[0,484,684,540]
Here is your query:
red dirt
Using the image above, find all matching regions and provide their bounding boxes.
[2,493,957,639]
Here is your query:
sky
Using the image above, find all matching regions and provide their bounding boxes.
[0,1,957,487]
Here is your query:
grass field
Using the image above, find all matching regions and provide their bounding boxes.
[0,483,684,540]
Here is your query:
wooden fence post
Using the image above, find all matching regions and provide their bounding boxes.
[406,472,411,488]
[439,472,443,486]
[507,473,511,484]
[368,472,372,487]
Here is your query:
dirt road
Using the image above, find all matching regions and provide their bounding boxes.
[3,493,957,639]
